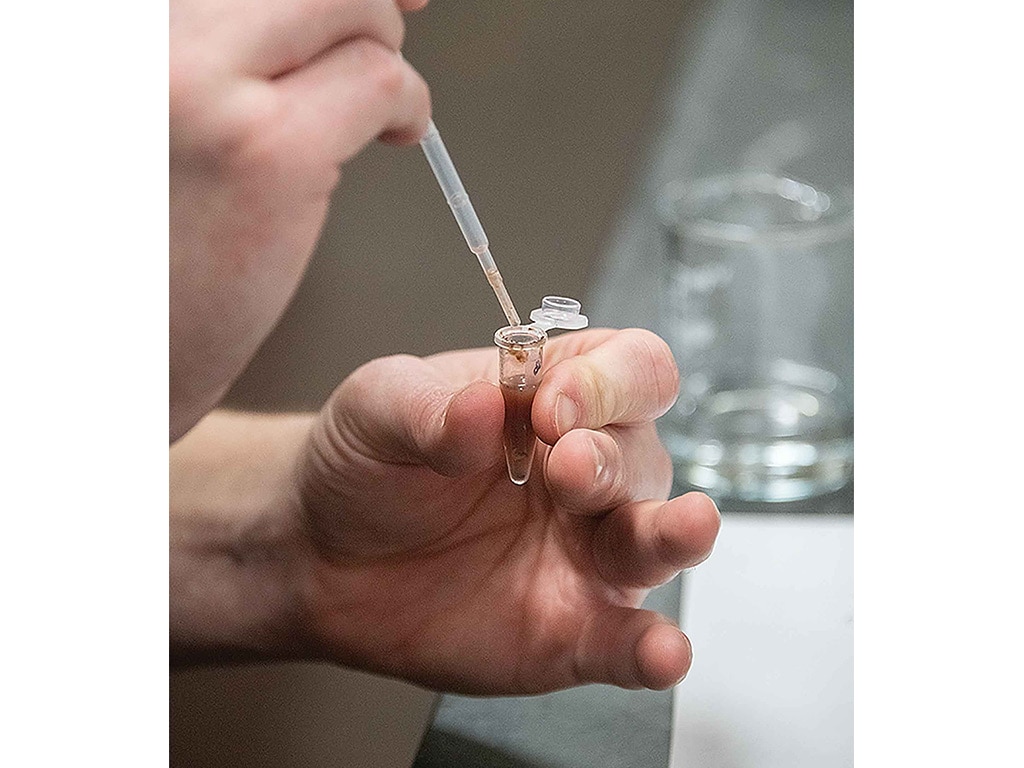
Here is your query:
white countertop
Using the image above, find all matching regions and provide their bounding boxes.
[671,513,853,767]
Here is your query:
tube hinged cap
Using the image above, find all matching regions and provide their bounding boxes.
[529,296,589,332]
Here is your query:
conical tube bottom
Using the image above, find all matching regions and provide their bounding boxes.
[501,380,538,484]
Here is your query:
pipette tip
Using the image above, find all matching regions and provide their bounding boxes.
[485,267,521,326]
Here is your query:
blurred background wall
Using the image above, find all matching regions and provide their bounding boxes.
[171,2,696,766]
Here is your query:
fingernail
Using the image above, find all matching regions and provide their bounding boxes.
[589,435,608,484]
[555,393,580,435]
[671,629,693,685]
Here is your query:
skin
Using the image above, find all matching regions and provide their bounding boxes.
[171,0,432,441]
[169,0,720,695]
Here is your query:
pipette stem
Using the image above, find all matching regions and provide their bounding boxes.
[419,120,521,326]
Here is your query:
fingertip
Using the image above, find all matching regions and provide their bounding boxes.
[377,59,431,145]
[377,106,431,145]
[635,623,692,690]
[692,491,722,536]
[661,492,721,566]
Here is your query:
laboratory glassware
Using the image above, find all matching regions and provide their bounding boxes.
[657,172,853,502]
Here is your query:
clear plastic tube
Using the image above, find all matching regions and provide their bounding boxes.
[494,325,547,485]
[419,120,521,326]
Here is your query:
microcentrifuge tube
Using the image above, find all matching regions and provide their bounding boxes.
[494,325,546,484]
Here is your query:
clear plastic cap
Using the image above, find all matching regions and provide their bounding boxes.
[529,296,589,332]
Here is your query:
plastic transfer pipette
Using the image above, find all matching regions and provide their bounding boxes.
[419,120,521,326]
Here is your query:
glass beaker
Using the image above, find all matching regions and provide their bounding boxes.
[657,172,853,502]
[494,325,547,485]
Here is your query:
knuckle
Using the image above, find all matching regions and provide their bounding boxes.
[653,442,674,500]
[616,427,672,503]
[186,82,291,175]
[341,354,411,401]
[351,39,406,101]
[373,355,446,441]
[572,358,611,427]
[346,36,386,70]
[335,353,446,455]
[373,354,425,393]
[227,101,285,164]
[375,56,407,102]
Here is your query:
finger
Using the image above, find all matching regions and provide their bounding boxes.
[533,328,680,444]
[544,425,673,515]
[235,0,407,77]
[330,354,504,477]
[423,346,497,384]
[418,328,663,407]
[273,40,431,160]
[591,493,721,589]
[541,327,619,366]
[574,608,692,690]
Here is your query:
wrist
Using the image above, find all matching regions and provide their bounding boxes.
[170,510,314,663]
[170,411,321,663]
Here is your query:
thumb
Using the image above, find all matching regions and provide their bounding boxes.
[329,354,504,477]
[574,608,692,690]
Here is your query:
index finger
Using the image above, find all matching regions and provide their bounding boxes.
[533,328,680,444]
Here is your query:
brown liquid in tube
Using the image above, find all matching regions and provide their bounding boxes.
[494,325,545,485]
[501,377,538,484]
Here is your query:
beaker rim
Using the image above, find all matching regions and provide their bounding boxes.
[658,172,853,246]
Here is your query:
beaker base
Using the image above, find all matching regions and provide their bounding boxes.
[661,383,853,503]
[667,438,853,502]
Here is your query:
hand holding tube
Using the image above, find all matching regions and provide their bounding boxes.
[292,328,720,693]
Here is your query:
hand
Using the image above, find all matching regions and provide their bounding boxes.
[296,328,720,694]
[170,0,431,441]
